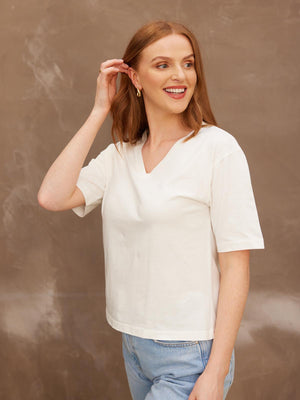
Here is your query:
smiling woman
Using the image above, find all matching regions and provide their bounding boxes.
[124,34,198,130]
[38,19,265,400]
[110,20,217,148]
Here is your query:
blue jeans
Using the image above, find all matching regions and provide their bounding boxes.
[122,332,235,400]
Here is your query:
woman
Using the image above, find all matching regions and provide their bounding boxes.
[38,20,264,400]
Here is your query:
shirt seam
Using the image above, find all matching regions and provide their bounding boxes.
[214,148,243,168]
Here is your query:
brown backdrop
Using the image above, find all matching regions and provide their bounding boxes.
[1,0,299,399]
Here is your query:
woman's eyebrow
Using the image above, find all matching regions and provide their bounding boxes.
[151,53,195,62]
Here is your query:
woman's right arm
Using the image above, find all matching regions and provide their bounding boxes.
[37,58,129,211]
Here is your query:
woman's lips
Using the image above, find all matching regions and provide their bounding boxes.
[163,88,187,99]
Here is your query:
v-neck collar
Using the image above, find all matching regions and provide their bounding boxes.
[136,129,195,177]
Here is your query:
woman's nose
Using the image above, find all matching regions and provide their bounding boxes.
[171,66,185,80]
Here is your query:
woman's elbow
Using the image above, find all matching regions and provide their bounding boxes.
[37,190,59,211]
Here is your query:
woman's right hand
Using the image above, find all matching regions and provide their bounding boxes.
[93,58,129,113]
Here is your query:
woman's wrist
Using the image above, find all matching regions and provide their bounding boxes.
[204,360,229,380]
[91,105,110,118]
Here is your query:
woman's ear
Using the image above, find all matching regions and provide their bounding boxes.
[127,67,142,91]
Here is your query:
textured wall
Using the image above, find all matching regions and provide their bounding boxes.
[1,0,299,399]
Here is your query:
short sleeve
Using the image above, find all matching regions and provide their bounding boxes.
[72,144,111,218]
[210,149,265,252]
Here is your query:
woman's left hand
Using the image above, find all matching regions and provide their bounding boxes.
[188,369,225,400]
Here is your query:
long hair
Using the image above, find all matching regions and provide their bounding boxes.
[110,20,217,149]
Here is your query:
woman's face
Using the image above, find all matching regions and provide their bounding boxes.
[129,34,197,118]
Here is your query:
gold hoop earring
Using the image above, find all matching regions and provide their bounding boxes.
[136,88,141,97]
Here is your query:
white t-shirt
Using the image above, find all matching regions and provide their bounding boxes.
[72,124,265,340]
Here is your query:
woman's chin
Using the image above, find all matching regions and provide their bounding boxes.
[145,101,189,117]
[169,105,189,114]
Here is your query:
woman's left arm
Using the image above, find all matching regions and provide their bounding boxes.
[188,249,250,400]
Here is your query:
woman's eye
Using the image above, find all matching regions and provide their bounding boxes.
[185,62,194,68]
[156,62,194,69]
[157,64,168,69]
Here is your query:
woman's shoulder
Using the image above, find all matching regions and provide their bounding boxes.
[198,123,240,146]
[98,138,134,161]
[196,124,243,161]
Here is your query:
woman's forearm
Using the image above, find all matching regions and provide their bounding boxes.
[204,250,250,378]
[37,107,108,210]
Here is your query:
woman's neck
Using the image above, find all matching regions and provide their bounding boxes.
[145,113,191,149]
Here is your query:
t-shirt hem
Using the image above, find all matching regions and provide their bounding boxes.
[106,308,215,340]
[72,182,101,217]
[217,239,265,252]
[71,182,89,217]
